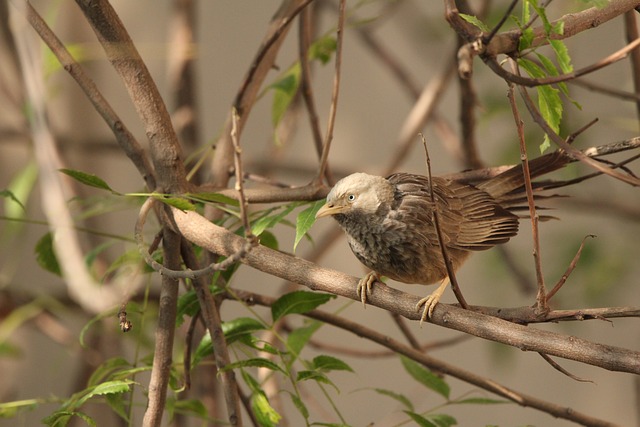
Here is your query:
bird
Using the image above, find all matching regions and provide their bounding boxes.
[315,151,572,322]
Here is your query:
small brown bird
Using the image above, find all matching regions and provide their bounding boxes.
[315,152,570,322]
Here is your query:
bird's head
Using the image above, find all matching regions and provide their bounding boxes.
[315,172,393,220]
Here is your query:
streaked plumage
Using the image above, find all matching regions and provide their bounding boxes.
[316,153,570,321]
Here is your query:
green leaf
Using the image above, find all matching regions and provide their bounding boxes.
[453,397,510,405]
[294,200,324,252]
[59,168,114,192]
[222,317,268,344]
[311,355,354,373]
[288,393,309,420]
[0,399,39,418]
[251,393,282,427]
[43,411,97,427]
[373,388,414,411]
[404,411,437,427]
[549,39,573,74]
[258,229,279,251]
[518,58,563,153]
[271,290,335,322]
[296,370,331,385]
[400,356,450,399]
[252,203,300,236]
[221,358,284,374]
[404,412,457,427]
[271,63,301,129]
[152,194,196,211]
[1,189,26,213]
[187,192,239,207]
[76,380,133,407]
[176,290,200,327]
[35,232,61,276]
[308,35,337,64]
[87,357,132,386]
[458,13,490,32]
[287,320,322,361]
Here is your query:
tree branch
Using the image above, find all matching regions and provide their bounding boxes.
[170,207,640,375]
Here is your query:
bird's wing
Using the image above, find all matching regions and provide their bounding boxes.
[387,173,519,251]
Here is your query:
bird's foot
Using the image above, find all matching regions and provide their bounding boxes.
[356,271,380,307]
[416,278,450,325]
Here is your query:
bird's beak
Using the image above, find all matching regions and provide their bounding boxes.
[315,201,347,219]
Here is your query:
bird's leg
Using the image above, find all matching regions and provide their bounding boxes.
[416,277,450,324]
[356,271,380,307]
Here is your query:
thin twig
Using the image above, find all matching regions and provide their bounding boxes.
[546,235,596,302]
[229,289,618,427]
[315,0,345,184]
[538,352,595,383]
[624,10,640,130]
[135,197,253,279]
[172,206,640,374]
[483,37,640,88]
[22,0,156,190]
[506,74,547,314]
[420,134,468,310]
[298,5,333,184]
[230,108,255,241]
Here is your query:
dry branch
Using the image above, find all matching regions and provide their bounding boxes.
[170,207,640,375]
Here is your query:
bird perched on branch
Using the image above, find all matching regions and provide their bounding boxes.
[315,150,574,322]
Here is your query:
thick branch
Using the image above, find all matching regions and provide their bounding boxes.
[74,0,187,192]
[171,208,640,375]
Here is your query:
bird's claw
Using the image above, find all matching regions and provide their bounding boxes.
[356,271,379,307]
[415,278,450,325]
[416,295,438,325]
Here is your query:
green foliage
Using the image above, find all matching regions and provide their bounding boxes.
[400,356,450,399]
[59,168,116,193]
[459,13,490,32]
[514,0,576,153]
[35,232,62,276]
[294,199,325,251]
[271,290,336,322]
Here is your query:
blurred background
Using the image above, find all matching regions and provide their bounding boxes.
[1,0,639,425]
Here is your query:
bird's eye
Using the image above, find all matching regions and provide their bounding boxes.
[347,194,356,202]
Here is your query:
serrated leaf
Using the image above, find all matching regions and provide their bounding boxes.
[373,388,414,411]
[294,200,324,252]
[252,203,300,236]
[288,393,309,419]
[35,232,61,276]
[458,13,490,32]
[152,194,196,211]
[296,370,332,385]
[59,168,114,192]
[311,355,354,373]
[400,356,450,399]
[221,358,284,373]
[43,411,97,427]
[222,317,268,344]
[287,320,322,360]
[75,381,132,408]
[518,58,562,153]
[271,290,335,322]
[549,39,573,73]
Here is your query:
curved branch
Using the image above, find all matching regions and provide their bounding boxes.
[229,289,619,427]
[171,207,640,375]
[74,0,188,192]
